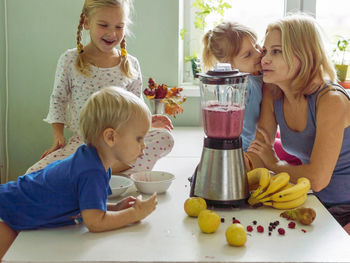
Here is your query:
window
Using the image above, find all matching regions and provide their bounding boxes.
[181,0,350,87]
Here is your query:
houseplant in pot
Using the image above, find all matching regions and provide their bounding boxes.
[333,36,350,82]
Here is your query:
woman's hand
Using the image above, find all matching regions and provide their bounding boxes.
[248,128,280,170]
[40,135,66,159]
[152,114,174,131]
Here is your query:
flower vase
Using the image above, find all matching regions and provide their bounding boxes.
[151,99,165,115]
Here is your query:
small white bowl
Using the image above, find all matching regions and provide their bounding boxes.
[130,171,175,194]
[109,175,134,198]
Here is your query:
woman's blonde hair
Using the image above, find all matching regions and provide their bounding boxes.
[202,21,257,72]
[266,14,336,96]
[76,0,134,78]
[80,86,151,146]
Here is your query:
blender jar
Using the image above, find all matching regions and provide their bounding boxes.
[199,65,248,139]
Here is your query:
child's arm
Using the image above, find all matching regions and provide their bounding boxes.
[40,123,65,159]
[81,193,157,233]
[107,196,137,211]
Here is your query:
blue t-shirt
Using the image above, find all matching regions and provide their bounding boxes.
[0,144,112,230]
[242,74,263,151]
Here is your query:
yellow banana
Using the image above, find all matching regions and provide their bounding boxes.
[263,193,307,210]
[247,168,270,204]
[265,177,310,202]
[253,172,290,201]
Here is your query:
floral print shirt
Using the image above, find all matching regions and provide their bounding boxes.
[44,48,142,134]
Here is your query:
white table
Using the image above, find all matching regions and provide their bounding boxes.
[4,127,350,263]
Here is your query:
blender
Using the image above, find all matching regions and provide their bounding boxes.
[190,63,249,206]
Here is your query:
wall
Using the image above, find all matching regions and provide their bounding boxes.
[0,0,201,182]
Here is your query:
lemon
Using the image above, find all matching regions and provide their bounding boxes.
[225,223,247,247]
[197,209,221,233]
[184,197,207,217]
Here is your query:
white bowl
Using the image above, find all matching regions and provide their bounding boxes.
[109,175,134,198]
[130,171,175,194]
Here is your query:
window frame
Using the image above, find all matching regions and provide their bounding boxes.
[179,0,317,97]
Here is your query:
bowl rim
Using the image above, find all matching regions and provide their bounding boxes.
[110,175,134,189]
[130,171,175,184]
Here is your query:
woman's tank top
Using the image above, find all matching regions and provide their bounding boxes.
[274,84,350,205]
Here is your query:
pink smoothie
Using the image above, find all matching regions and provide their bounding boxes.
[202,104,245,139]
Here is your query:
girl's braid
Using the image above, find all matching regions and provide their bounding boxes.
[120,38,133,78]
[76,12,85,54]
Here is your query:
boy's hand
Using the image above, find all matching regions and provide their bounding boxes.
[40,135,66,159]
[133,193,157,221]
[152,115,173,131]
[111,196,137,211]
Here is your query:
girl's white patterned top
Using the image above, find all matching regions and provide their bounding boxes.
[44,48,143,134]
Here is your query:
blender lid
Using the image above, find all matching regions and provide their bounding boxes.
[198,63,249,84]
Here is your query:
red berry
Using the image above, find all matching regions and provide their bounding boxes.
[246,225,253,232]
[257,225,264,233]
[301,229,307,233]
[288,221,296,229]
[233,219,240,224]
[278,228,285,235]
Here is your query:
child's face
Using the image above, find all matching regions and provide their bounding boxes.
[231,36,262,75]
[112,113,151,167]
[261,29,300,87]
[84,6,125,53]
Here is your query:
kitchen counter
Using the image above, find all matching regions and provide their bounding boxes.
[4,127,350,263]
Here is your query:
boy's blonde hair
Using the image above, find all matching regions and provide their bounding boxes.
[80,86,151,145]
[76,0,134,78]
[202,21,258,72]
[266,14,336,96]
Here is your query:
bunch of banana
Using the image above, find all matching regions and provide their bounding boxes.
[247,168,311,210]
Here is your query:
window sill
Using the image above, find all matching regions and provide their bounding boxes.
[180,82,200,97]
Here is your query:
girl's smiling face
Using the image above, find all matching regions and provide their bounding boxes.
[261,29,300,87]
[84,6,125,54]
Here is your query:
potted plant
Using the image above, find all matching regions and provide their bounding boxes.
[333,36,350,82]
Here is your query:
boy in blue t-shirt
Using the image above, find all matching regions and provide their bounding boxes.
[0,86,157,259]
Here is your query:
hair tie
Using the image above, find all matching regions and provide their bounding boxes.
[120,48,127,57]
[77,43,84,54]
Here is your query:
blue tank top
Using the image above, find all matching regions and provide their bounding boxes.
[242,74,263,151]
[274,84,350,205]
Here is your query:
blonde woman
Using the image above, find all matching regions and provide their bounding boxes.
[246,14,350,233]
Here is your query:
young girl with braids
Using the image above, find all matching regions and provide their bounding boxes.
[26,0,174,175]
[202,21,301,165]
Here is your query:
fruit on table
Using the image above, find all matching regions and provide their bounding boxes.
[263,194,307,209]
[280,207,316,225]
[198,209,221,234]
[184,197,207,217]
[247,167,270,193]
[248,172,290,205]
[247,169,310,210]
[225,223,247,247]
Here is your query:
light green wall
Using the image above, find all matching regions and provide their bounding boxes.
[0,0,201,182]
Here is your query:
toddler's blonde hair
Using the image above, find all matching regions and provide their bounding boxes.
[80,86,151,146]
[202,21,257,72]
[76,0,134,78]
[266,14,336,96]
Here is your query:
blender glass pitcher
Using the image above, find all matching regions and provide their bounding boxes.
[199,64,248,139]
